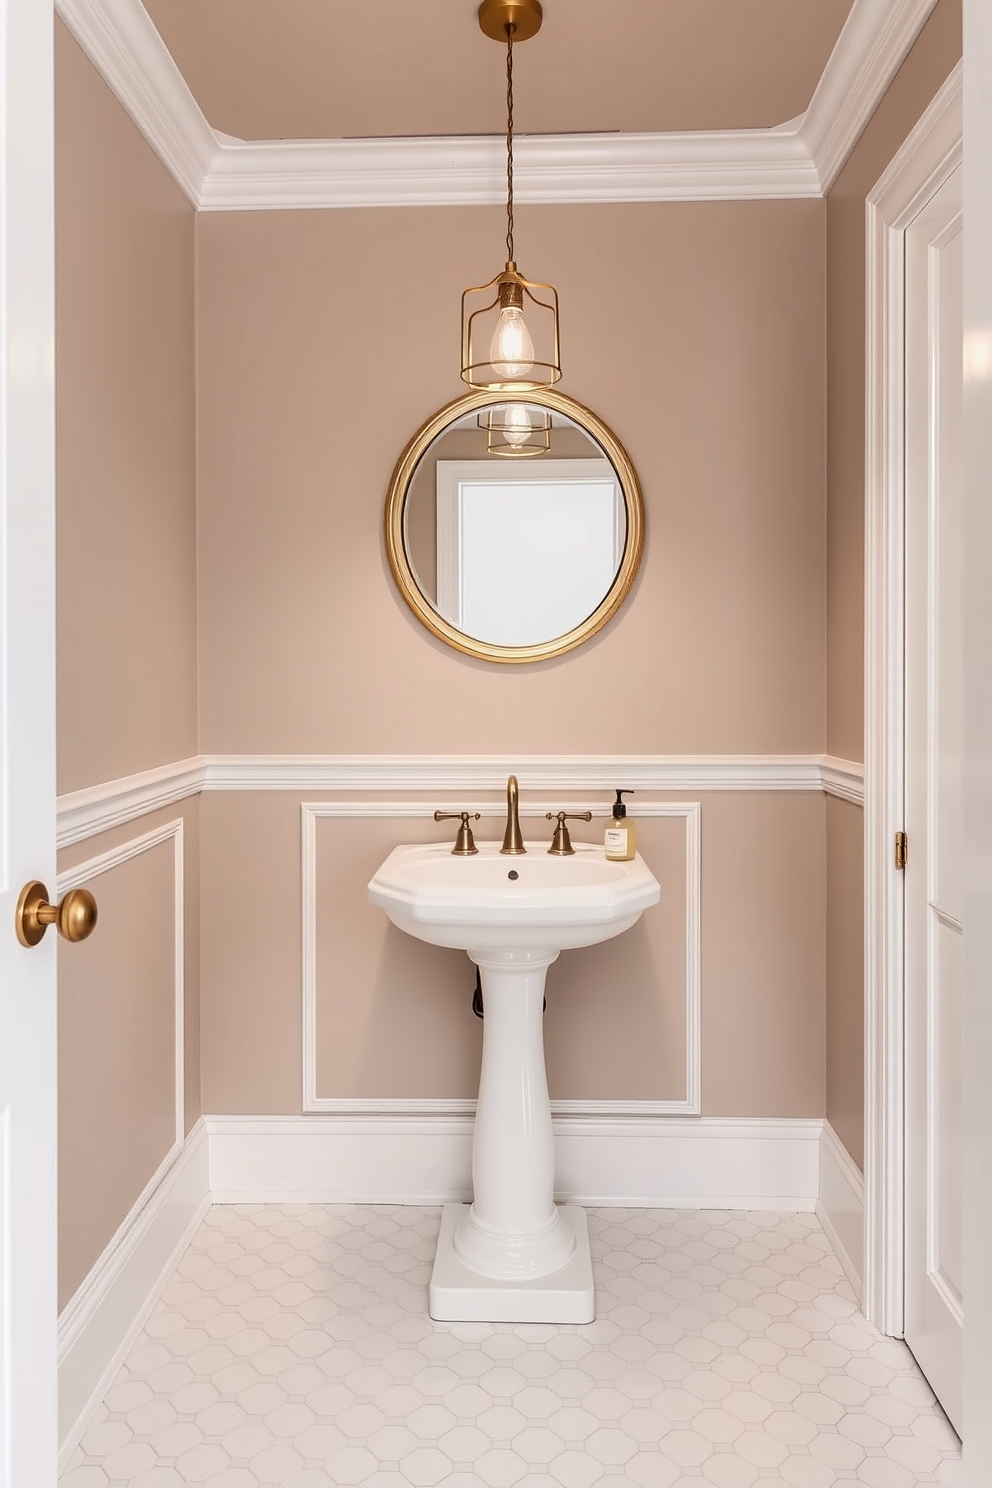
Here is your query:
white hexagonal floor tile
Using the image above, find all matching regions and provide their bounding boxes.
[62,1203,962,1488]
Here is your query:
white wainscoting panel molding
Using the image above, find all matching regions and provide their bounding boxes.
[820,757,866,806]
[211,754,828,795]
[863,64,961,1337]
[817,1122,867,1301]
[58,818,187,1156]
[206,1114,822,1211]
[57,756,205,848]
[55,754,864,847]
[301,799,702,1116]
[55,0,939,209]
[57,1122,210,1462]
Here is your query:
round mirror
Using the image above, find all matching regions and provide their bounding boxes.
[385,389,644,663]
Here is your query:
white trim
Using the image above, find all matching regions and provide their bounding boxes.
[212,754,833,794]
[57,756,204,848]
[54,0,941,209]
[821,757,866,806]
[55,754,863,846]
[205,1113,822,1210]
[57,1122,210,1461]
[200,128,820,211]
[817,1121,866,1299]
[54,0,216,203]
[302,799,701,1116]
[804,0,941,193]
[864,65,962,1336]
[58,819,187,1155]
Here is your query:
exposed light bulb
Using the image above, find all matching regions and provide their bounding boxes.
[502,404,533,447]
[490,305,535,379]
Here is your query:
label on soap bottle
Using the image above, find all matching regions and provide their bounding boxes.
[604,826,629,857]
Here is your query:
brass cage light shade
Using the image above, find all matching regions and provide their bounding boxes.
[477,402,552,456]
[460,0,562,391]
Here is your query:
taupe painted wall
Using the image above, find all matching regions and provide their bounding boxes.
[56,24,197,796]
[55,25,200,1302]
[826,797,865,1169]
[195,200,829,1114]
[824,0,962,1169]
[195,201,827,756]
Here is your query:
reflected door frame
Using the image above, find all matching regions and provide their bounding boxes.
[434,457,621,642]
[863,65,962,1341]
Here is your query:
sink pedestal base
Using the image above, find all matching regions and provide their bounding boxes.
[430,1203,594,1323]
[428,947,595,1324]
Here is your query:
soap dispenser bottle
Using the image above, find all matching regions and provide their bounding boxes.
[604,789,636,861]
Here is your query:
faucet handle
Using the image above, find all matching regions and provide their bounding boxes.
[434,810,481,856]
[545,810,593,856]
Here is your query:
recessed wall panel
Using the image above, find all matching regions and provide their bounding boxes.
[57,839,178,1308]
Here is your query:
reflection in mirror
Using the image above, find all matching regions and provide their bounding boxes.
[403,405,626,647]
[385,389,643,664]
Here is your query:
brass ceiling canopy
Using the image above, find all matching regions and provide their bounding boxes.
[477,0,544,44]
[460,0,561,392]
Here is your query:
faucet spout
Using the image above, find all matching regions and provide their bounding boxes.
[500,774,526,855]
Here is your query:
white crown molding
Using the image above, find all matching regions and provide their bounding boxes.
[55,0,217,202]
[56,0,941,210]
[803,0,941,193]
[56,753,863,846]
[200,128,820,211]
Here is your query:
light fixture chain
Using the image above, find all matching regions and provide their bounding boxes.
[505,23,515,265]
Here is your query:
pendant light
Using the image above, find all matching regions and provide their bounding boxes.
[461,0,562,391]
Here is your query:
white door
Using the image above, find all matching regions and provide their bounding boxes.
[0,0,59,1479]
[904,163,964,1434]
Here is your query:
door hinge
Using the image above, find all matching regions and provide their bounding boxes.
[895,831,908,870]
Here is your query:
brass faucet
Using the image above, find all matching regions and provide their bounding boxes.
[500,774,526,854]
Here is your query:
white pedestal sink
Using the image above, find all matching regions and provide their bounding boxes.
[368,839,660,1323]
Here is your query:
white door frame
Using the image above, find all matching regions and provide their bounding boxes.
[864,62,962,1338]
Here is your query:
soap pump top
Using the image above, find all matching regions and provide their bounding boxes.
[611,789,633,819]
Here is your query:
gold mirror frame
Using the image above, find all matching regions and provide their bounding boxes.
[385,388,644,664]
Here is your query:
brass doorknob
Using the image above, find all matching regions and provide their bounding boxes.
[15,881,98,948]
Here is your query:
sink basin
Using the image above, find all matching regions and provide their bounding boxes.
[368,840,660,953]
[368,835,660,1325]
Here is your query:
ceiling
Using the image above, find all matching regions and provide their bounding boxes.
[140,0,856,143]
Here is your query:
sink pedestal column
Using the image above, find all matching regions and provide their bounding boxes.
[429,948,595,1323]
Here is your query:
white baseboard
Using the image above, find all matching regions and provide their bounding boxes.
[59,1111,859,1456]
[816,1120,866,1299]
[57,1121,210,1465]
[205,1113,822,1211]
